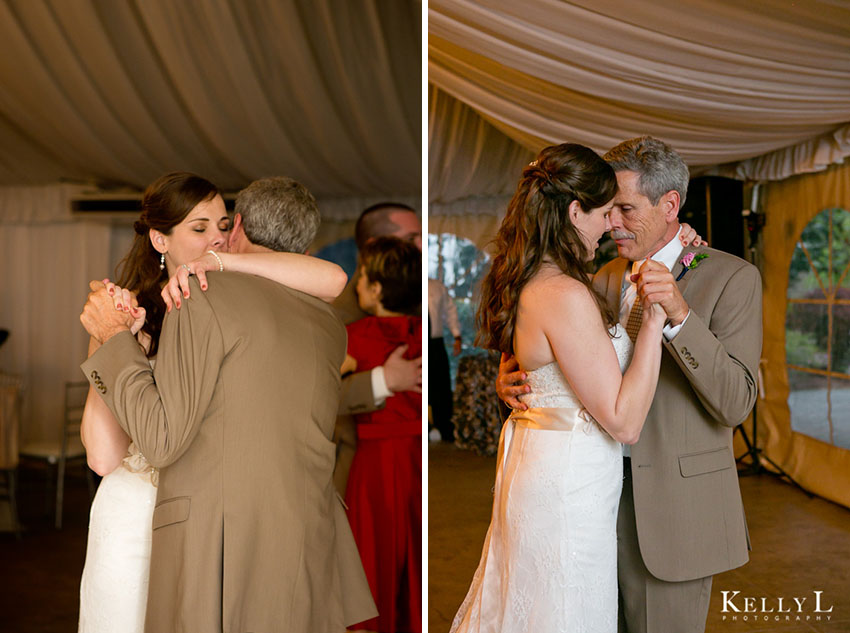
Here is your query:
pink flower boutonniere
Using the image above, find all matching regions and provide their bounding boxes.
[676,252,709,281]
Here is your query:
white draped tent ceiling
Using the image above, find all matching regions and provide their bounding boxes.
[0,0,421,445]
[428,0,850,209]
[0,0,421,201]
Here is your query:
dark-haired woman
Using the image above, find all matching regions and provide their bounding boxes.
[451,144,668,633]
[344,237,421,633]
[77,173,347,633]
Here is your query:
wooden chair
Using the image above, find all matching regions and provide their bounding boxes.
[19,380,95,528]
[0,373,23,538]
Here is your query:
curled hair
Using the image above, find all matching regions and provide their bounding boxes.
[359,236,421,316]
[115,172,220,357]
[235,177,319,254]
[603,136,689,208]
[476,143,617,354]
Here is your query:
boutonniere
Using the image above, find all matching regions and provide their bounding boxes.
[676,252,709,281]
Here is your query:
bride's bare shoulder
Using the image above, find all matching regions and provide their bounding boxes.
[523,266,590,302]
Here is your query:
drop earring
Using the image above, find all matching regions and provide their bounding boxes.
[160,253,165,270]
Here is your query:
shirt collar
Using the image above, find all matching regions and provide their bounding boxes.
[631,225,684,276]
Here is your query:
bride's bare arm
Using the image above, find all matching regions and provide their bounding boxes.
[80,337,131,475]
[162,251,348,309]
[539,278,665,444]
[220,252,347,301]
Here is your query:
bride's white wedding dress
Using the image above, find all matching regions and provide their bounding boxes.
[78,443,156,633]
[451,324,633,633]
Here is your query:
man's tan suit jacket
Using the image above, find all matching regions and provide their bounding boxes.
[594,244,762,582]
[82,273,376,632]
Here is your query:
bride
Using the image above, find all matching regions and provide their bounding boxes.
[451,144,666,632]
[77,172,347,633]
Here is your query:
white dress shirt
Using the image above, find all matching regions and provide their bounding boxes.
[618,226,690,455]
[618,226,690,341]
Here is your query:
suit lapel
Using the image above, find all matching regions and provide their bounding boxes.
[607,258,630,313]
[673,244,701,297]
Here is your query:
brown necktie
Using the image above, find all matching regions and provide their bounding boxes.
[625,297,643,342]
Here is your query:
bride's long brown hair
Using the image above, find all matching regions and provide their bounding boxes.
[476,143,618,354]
[114,172,220,357]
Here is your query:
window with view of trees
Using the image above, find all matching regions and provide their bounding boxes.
[428,233,491,385]
[785,207,850,448]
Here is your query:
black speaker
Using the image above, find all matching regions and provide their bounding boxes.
[680,176,745,258]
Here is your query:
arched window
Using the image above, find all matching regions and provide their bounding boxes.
[427,233,491,382]
[785,208,850,448]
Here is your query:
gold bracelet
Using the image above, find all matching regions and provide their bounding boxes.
[208,250,224,272]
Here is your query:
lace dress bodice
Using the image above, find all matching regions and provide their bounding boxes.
[520,324,633,409]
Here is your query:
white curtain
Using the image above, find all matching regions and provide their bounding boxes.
[0,0,421,201]
[0,187,112,444]
[429,0,850,201]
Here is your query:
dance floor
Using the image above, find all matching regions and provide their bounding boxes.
[429,442,850,633]
[3,447,849,632]
[0,463,91,632]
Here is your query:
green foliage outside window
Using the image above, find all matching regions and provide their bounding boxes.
[785,208,850,448]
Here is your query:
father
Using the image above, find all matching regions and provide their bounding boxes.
[80,177,376,632]
[499,137,762,633]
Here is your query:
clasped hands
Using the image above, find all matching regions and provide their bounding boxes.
[80,280,145,344]
[496,259,690,411]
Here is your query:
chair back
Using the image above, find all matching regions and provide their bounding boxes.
[61,381,90,457]
[0,374,23,470]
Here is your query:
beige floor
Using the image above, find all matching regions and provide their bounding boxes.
[428,442,850,633]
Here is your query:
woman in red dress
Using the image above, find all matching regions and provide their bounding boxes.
[345,237,422,633]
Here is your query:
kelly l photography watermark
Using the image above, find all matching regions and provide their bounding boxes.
[720,590,835,624]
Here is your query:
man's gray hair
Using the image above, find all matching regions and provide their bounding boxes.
[603,136,690,208]
[235,177,320,254]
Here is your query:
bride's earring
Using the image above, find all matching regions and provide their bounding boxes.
[160,253,165,270]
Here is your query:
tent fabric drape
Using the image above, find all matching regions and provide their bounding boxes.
[428,0,850,201]
[759,159,850,510]
[428,84,533,205]
[0,187,112,444]
[428,85,531,248]
[0,0,421,201]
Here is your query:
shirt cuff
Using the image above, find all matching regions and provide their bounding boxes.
[371,366,392,404]
[663,310,690,341]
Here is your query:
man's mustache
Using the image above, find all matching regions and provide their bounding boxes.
[609,229,635,240]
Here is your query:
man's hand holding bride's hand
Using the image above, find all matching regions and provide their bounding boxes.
[161,252,219,311]
[642,298,668,330]
[102,280,146,335]
[632,260,689,327]
[384,344,422,394]
[496,353,530,411]
[81,280,136,344]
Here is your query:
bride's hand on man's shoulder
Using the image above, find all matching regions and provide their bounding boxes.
[496,353,529,411]
[103,279,145,336]
[161,253,219,312]
[679,223,707,247]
